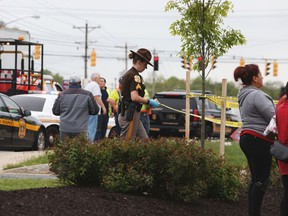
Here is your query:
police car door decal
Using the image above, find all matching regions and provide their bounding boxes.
[18,118,26,138]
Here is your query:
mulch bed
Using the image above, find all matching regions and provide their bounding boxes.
[0,186,283,215]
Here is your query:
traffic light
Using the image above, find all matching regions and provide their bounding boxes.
[265,61,271,76]
[34,45,41,60]
[273,60,278,77]
[154,55,159,71]
[211,55,216,69]
[240,57,245,66]
[91,49,96,67]
[181,56,187,69]
[198,56,203,70]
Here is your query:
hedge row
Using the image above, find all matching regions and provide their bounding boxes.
[48,135,243,202]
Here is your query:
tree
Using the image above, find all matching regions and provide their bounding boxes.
[165,0,246,147]
[52,73,64,84]
[145,76,186,97]
[43,69,63,84]
[262,81,284,100]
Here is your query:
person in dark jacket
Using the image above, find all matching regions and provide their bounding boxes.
[95,77,110,140]
[52,76,99,141]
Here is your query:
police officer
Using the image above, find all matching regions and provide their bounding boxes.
[118,48,160,140]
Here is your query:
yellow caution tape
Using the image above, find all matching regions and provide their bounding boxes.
[157,93,278,128]
[189,94,278,108]
[159,103,242,128]
[206,96,239,109]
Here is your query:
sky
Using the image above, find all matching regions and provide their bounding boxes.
[1,0,288,90]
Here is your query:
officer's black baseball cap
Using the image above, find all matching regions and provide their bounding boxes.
[130,48,153,67]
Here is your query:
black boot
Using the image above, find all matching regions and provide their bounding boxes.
[249,183,264,216]
[248,183,253,215]
[248,181,269,216]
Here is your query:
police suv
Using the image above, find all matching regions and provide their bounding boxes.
[0,93,46,150]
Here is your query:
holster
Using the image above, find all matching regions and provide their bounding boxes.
[120,101,125,117]
[120,101,142,121]
[125,102,135,121]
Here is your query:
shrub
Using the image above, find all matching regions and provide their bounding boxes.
[48,135,243,202]
[48,135,101,185]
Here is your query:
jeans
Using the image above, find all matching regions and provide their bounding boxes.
[95,114,109,140]
[88,115,98,142]
[140,112,150,136]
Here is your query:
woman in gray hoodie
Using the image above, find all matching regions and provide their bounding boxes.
[234,64,275,216]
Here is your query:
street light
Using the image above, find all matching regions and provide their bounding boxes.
[0,15,40,27]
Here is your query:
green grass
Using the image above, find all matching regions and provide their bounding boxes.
[0,178,63,191]
[0,153,61,191]
[196,139,247,167]
[4,154,49,170]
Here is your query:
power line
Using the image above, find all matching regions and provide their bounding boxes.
[73,23,101,79]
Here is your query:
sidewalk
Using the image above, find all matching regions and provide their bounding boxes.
[0,151,57,179]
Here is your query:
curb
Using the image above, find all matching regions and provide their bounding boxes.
[0,173,57,180]
[0,164,57,180]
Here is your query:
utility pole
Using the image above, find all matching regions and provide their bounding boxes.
[73,22,100,79]
[124,43,128,72]
[116,43,137,75]
[152,49,156,96]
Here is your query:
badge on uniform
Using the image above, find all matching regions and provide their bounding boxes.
[134,75,141,83]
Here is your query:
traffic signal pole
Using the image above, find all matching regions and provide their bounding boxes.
[73,22,100,79]
[185,70,190,142]
[152,49,159,96]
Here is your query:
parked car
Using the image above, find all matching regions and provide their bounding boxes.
[12,93,118,144]
[11,93,59,146]
[0,93,46,150]
[43,75,64,92]
[106,117,118,138]
[149,90,238,138]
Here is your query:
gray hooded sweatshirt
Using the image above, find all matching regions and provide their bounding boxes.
[238,85,275,135]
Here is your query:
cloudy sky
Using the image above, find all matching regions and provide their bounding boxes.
[1,0,288,89]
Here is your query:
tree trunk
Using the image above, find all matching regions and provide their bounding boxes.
[200,0,206,149]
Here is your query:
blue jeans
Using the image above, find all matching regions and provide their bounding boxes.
[95,114,109,140]
[88,115,98,142]
[140,112,150,136]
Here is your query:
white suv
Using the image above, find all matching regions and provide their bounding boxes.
[11,93,59,146]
